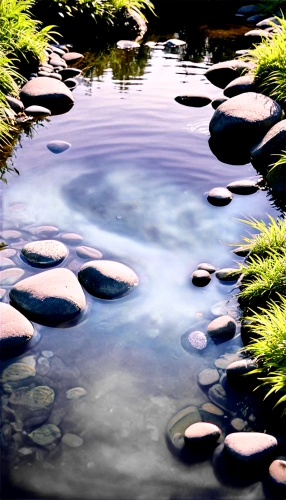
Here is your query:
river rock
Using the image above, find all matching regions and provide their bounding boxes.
[20,355,36,369]
[38,70,54,78]
[184,422,221,448]
[48,73,62,81]
[6,96,24,113]
[237,5,259,15]
[214,352,242,370]
[250,120,286,171]
[62,52,84,63]
[21,240,68,266]
[191,269,211,287]
[47,141,71,154]
[28,424,61,446]
[62,433,83,447]
[247,14,264,23]
[257,17,282,28]
[0,257,15,268]
[175,95,211,107]
[78,260,138,299]
[207,187,232,207]
[20,77,74,114]
[58,68,81,80]
[66,387,87,400]
[269,459,286,491]
[37,357,50,376]
[42,350,54,358]
[208,384,234,413]
[226,358,257,387]
[211,97,228,109]
[197,262,216,274]
[230,418,247,431]
[205,60,253,89]
[52,47,65,56]
[211,301,228,316]
[144,41,157,48]
[224,75,256,98]
[1,248,17,257]
[0,304,34,349]
[10,268,86,322]
[9,385,54,410]
[25,105,51,116]
[49,57,67,68]
[224,432,277,466]
[207,315,236,342]
[29,225,59,236]
[209,93,282,152]
[63,78,77,90]
[2,362,36,382]
[187,330,208,350]
[167,406,201,444]
[0,268,25,285]
[215,268,239,281]
[226,179,258,195]
[201,403,224,416]
[117,40,140,49]
[165,39,186,47]
[60,232,82,244]
[0,230,22,239]
[198,368,220,387]
[76,246,102,259]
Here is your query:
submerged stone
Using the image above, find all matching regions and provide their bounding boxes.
[0,257,15,269]
[76,246,102,260]
[47,141,71,154]
[0,268,25,286]
[28,424,61,446]
[9,385,55,411]
[201,403,224,416]
[208,383,234,413]
[214,352,242,370]
[0,304,34,349]
[0,230,22,240]
[62,433,83,447]
[167,406,201,441]
[2,363,36,382]
[21,240,68,266]
[60,232,82,244]
[66,387,87,400]
[198,368,220,387]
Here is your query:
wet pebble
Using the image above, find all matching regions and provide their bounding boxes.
[18,447,35,457]
[269,459,286,491]
[47,141,71,154]
[0,257,15,268]
[62,52,84,63]
[76,245,102,260]
[184,422,221,448]
[207,315,236,342]
[215,268,240,282]
[6,96,24,113]
[37,356,50,376]
[20,355,37,369]
[42,350,54,358]
[214,352,241,370]
[25,105,51,117]
[66,387,87,400]
[0,268,25,286]
[201,403,224,416]
[207,187,232,206]
[232,246,250,257]
[211,97,228,109]
[9,386,55,413]
[188,330,208,350]
[1,248,17,258]
[28,424,61,446]
[60,232,83,244]
[226,179,259,195]
[230,418,247,431]
[21,240,68,266]
[0,230,22,240]
[2,363,36,382]
[167,406,201,444]
[29,225,59,236]
[62,433,83,447]
[198,368,220,387]
[175,95,212,107]
[208,384,234,413]
[191,270,211,287]
[197,262,216,274]
[59,68,81,80]
[226,358,257,386]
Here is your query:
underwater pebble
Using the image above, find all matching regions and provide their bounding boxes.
[37,356,50,376]
[62,433,83,447]
[42,350,54,358]
[47,141,71,154]
[60,232,83,244]
[2,363,36,382]
[9,385,55,411]
[0,230,22,240]
[232,246,250,257]
[191,270,211,287]
[29,226,59,236]
[167,406,201,443]
[208,384,234,413]
[1,249,17,258]
[0,257,16,269]
[29,424,61,446]
[230,418,247,431]
[201,403,224,416]
[214,352,241,370]
[0,268,25,286]
[20,355,36,369]
[21,240,68,266]
[66,387,87,400]
[211,301,228,316]
[76,246,102,260]
[188,331,208,350]
[198,368,220,387]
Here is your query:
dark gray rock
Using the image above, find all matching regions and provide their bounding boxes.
[246,15,264,23]
[20,77,74,114]
[0,304,34,349]
[207,315,236,341]
[62,52,84,63]
[197,262,216,274]
[226,179,258,195]
[226,358,257,387]
[224,75,256,98]
[6,96,24,113]
[207,187,232,206]
[63,78,77,90]
[208,383,234,413]
[232,246,250,257]
[175,95,211,107]
[184,422,221,448]
[47,141,71,154]
[78,260,138,299]
[191,269,211,287]
[215,268,240,281]
[268,459,286,492]
[58,68,81,80]
[205,60,253,89]
[224,432,277,466]
[211,97,228,110]
[198,368,220,387]
[21,240,68,266]
[250,120,286,171]
[25,105,51,117]
[237,5,259,15]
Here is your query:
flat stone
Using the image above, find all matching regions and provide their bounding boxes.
[0,268,25,286]
[207,187,232,206]
[6,96,24,113]
[29,226,59,236]
[237,5,259,15]
[47,141,71,154]
[167,406,201,443]
[214,352,241,370]
[21,240,68,266]
[117,40,140,49]
[9,385,55,411]
[28,424,61,446]
[207,315,236,338]
[60,232,82,244]
[205,60,253,89]
[198,368,220,387]
[2,362,36,381]
[48,73,62,81]
[230,418,248,431]
[20,355,36,369]
[10,268,86,322]
[226,180,258,195]
[0,230,22,240]
[1,249,17,257]
[175,95,211,107]
[188,330,208,350]
[144,41,157,48]
[20,77,74,114]
[165,39,186,47]
[25,105,51,117]
[62,52,84,63]
[66,387,87,400]
[49,57,67,67]
[184,422,221,447]
[215,267,240,282]
[39,66,53,73]
[62,433,83,447]
[191,269,211,287]
[197,262,216,273]
[269,460,286,490]
[0,257,15,268]
[78,260,139,299]
[52,47,65,56]
[211,97,228,110]
[58,68,81,80]
[76,246,102,260]
[18,447,35,457]
[0,304,34,349]
[38,70,53,78]
[201,403,224,416]
[224,75,256,98]
[224,432,277,465]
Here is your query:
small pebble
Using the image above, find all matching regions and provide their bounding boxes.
[192,270,211,287]
[47,141,71,154]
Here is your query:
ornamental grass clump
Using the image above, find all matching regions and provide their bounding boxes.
[234,215,286,259]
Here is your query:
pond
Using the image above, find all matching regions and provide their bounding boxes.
[0,18,282,500]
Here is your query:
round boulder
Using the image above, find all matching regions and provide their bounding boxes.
[226,358,257,387]
[207,187,232,207]
[0,303,34,349]
[250,120,286,171]
[78,260,138,299]
[175,95,211,107]
[205,60,253,89]
[224,75,256,98]
[224,432,277,466]
[20,77,74,114]
[184,422,221,448]
[21,240,68,266]
[207,315,236,342]
[269,459,286,492]
[191,269,211,287]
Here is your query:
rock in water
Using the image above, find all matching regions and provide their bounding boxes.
[224,432,277,466]
[2,362,36,382]
[0,303,34,349]
[223,75,256,98]
[116,40,140,49]
[25,105,51,117]
[165,39,186,47]
[250,119,286,171]
[20,77,74,114]
[167,406,201,446]
[62,52,84,63]
[62,433,83,447]
[207,315,236,342]
[21,240,68,266]
[205,60,253,89]
[207,187,232,206]
[184,422,221,448]
[47,141,71,154]
[28,424,61,446]
[175,95,211,107]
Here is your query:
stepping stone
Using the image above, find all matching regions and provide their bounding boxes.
[205,60,253,89]
[60,232,82,244]
[175,95,211,107]
[224,432,277,466]
[28,424,61,446]
[191,269,211,287]
[47,141,71,154]
[62,52,84,63]
[226,180,258,195]
[0,268,25,286]
[66,387,87,400]
[0,303,34,349]
[184,422,221,448]
[198,368,220,387]
[197,262,216,274]
[224,75,256,98]
[207,187,232,206]
[207,315,236,342]
[76,246,102,260]
[215,268,239,281]
[21,240,68,266]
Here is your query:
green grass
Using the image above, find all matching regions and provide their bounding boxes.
[257,0,286,16]
[233,215,286,258]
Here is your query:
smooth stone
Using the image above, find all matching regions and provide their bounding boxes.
[246,14,264,23]
[76,246,102,260]
[0,304,34,349]
[0,257,16,268]
[207,187,232,207]
[117,40,140,49]
[188,330,208,350]
[62,52,84,63]
[207,315,236,342]
[184,422,221,447]
[20,77,74,113]
[42,350,54,358]
[52,47,65,56]
[215,268,239,281]
[38,70,53,78]
[9,386,54,410]
[144,41,157,48]
[2,362,36,382]
[167,406,201,442]
[165,39,186,47]
[63,78,77,90]
[62,433,83,447]
[211,97,228,110]
[49,57,67,68]
[224,75,256,98]
[232,246,250,257]
[0,230,22,239]
[250,120,286,171]
[208,384,234,413]
[58,68,81,80]
[205,60,253,89]
[201,403,224,416]
[230,418,248,431]
[6,96,24,113]
[39,62,53,70]
[237,5,259,14]
[226,179,258,195]
[10,268,86,322]
[25,106,51,116]
[20,355,36,369]
[66,387,87,400]
[47,141,71,154]
[60,232,82,244]
[9,203,28,212]
[1,249,17,257]
[0,268,25,286]
[197,262,216,274]
[198,368,220,387]
[224,432,277,465]
[226,359,257,386]
[29,225,59,236]
[257,17,282,28]
[78,260,138,299]
[48,73,62,81]
[175,95,211,107]
[235,49,249,56]
[29,424,61,446]
[191,269,211,287]
[21,240,68,266]
[18,447,35,457]
[269,460,286,490]
[214,352,242,370]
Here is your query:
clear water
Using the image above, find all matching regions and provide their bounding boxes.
[0,27,281,500]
